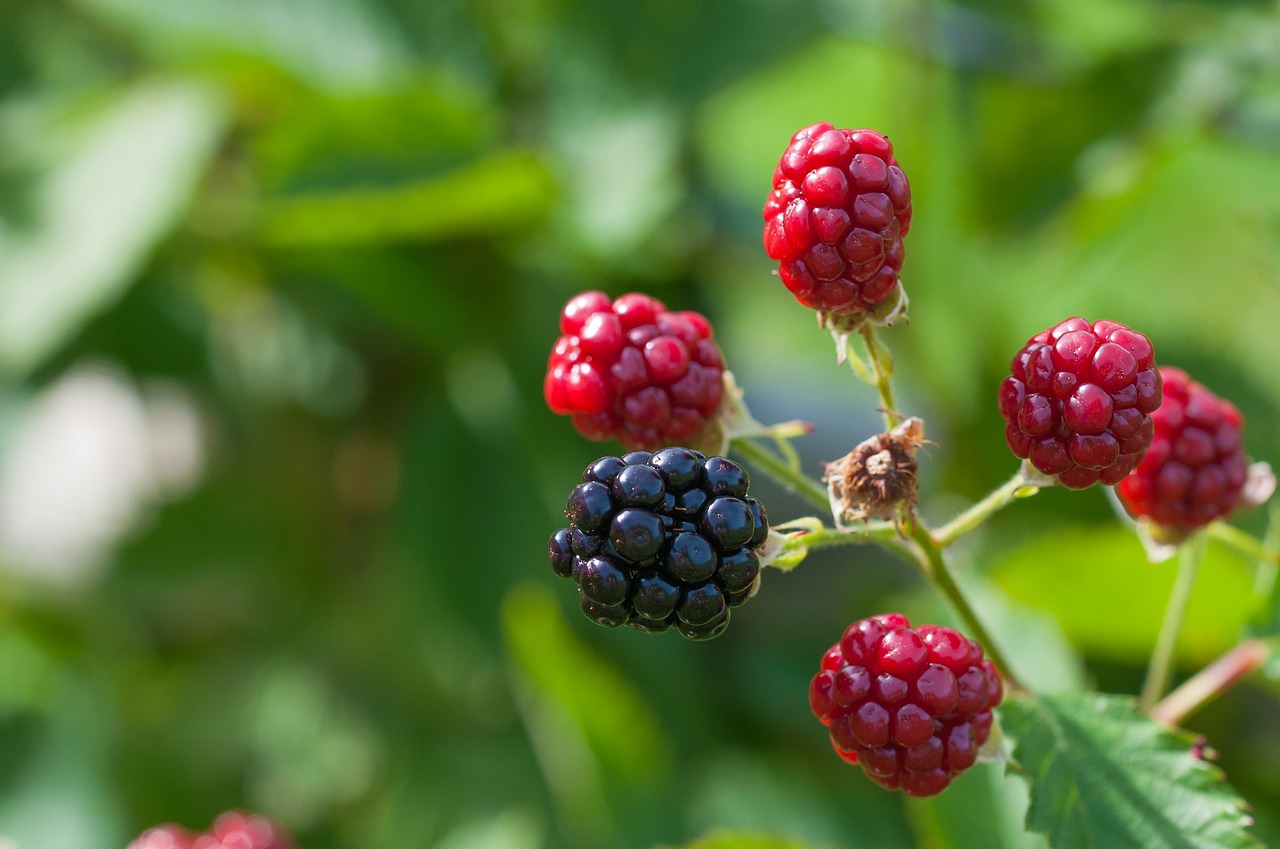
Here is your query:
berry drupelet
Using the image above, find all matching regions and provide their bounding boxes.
[548,448,769,640]
[999,317,1161,489]
[809,614,1003,797]
[763,123,912,328]
[1116,367,1250,536]
[544,291,726,452]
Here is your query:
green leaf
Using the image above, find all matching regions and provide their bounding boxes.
[988,525,1255,665]
[500,582,669,781]
[69,0,410,89]
[908,765,1047,849]
[256,150,554,245]
[657,830,837,849]
[1002,692,1262,849]
[0,81,225,377]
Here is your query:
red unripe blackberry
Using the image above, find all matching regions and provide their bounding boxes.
[762,123,912,324]
[998,317,1162,489]
[545,291,726,451]
[810,614,1002,797]
[1116,367,1250,533]
[549,448,769,640]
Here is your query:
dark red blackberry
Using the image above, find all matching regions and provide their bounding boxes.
[544,291,726,451]
[1116,367,1250,535]
[762,123,912,328]
[998,317,1161,489]
[809,614,1002,797]
[548,447,769,639]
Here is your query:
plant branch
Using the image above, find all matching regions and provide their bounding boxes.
[934,467,1042,547]
[903,516,1025,694]
[1205,520,1280,567]
[775,518,901,550]
[1150,639,1272,727]
[859,324,901,429]
[1139,534,1206,711]
[730,436,829,512]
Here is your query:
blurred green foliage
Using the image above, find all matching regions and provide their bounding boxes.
[0,0,1278,846]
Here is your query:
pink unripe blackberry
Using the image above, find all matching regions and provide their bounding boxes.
[131,812,292,849]
[128,826,196,849]
[998,317,1161,489]
[809,613,1002,797]
[1117,367,1250,533]
[762,123,912,325]
[194,812,292,849]
[545,291,726,451]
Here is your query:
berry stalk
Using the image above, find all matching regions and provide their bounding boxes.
[1204,509,1280,633]
[776,518,903,550]
[1139,534,1207,711]
[933,466,1043,548]
[730,436,830,512]
[859,324,901,429]
[902,516,1025,694]
[1254,505,1280,634]
[774,518,919,568]
[1205,521,1280,568]
[1150,638,1272,727]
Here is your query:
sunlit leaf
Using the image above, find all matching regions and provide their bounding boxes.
[69,0,409,89]
[501,582,669,781]
[0,81,224,377]
[1002,692,1261,849]
[988,524,1255,664]
[657,830,837,849]
[908,764,1047,849]
[257,151,554,245]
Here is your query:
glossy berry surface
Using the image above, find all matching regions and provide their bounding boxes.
[549,448,769,639]
[544,291,726,451]
[809,614,1002,797]
[998,317,1161,489]
[762,123,912,320]
[1117,367,1249,531]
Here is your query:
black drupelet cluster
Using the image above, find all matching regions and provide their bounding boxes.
[548,447,769,640]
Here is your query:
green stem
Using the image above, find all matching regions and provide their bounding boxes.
[903,516,1024,693]
[776,520,902,551]
[1255,505,1280,633]
[934,467,1040,548]
[859,324,901,429]
[730,437,829,513]
[1139,534,1206,711]
[1150,639,1271,727]
[1205,520,1280,567]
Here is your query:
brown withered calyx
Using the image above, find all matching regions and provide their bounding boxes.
[823,417,925,525]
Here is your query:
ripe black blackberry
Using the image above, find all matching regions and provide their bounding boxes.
[548,447,770,640]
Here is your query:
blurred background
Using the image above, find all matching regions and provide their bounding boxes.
[0,0,1278,846]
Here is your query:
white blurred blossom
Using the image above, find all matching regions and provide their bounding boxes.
[0,363,205,584]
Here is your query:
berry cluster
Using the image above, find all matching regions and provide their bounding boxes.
[763,123,912,325]
[548,448,768,640]
[128,812,292,849]
[544,291,726,451]
[999,317,1161,489]
[1117,366,1249,534]
[809,614,1002,797]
